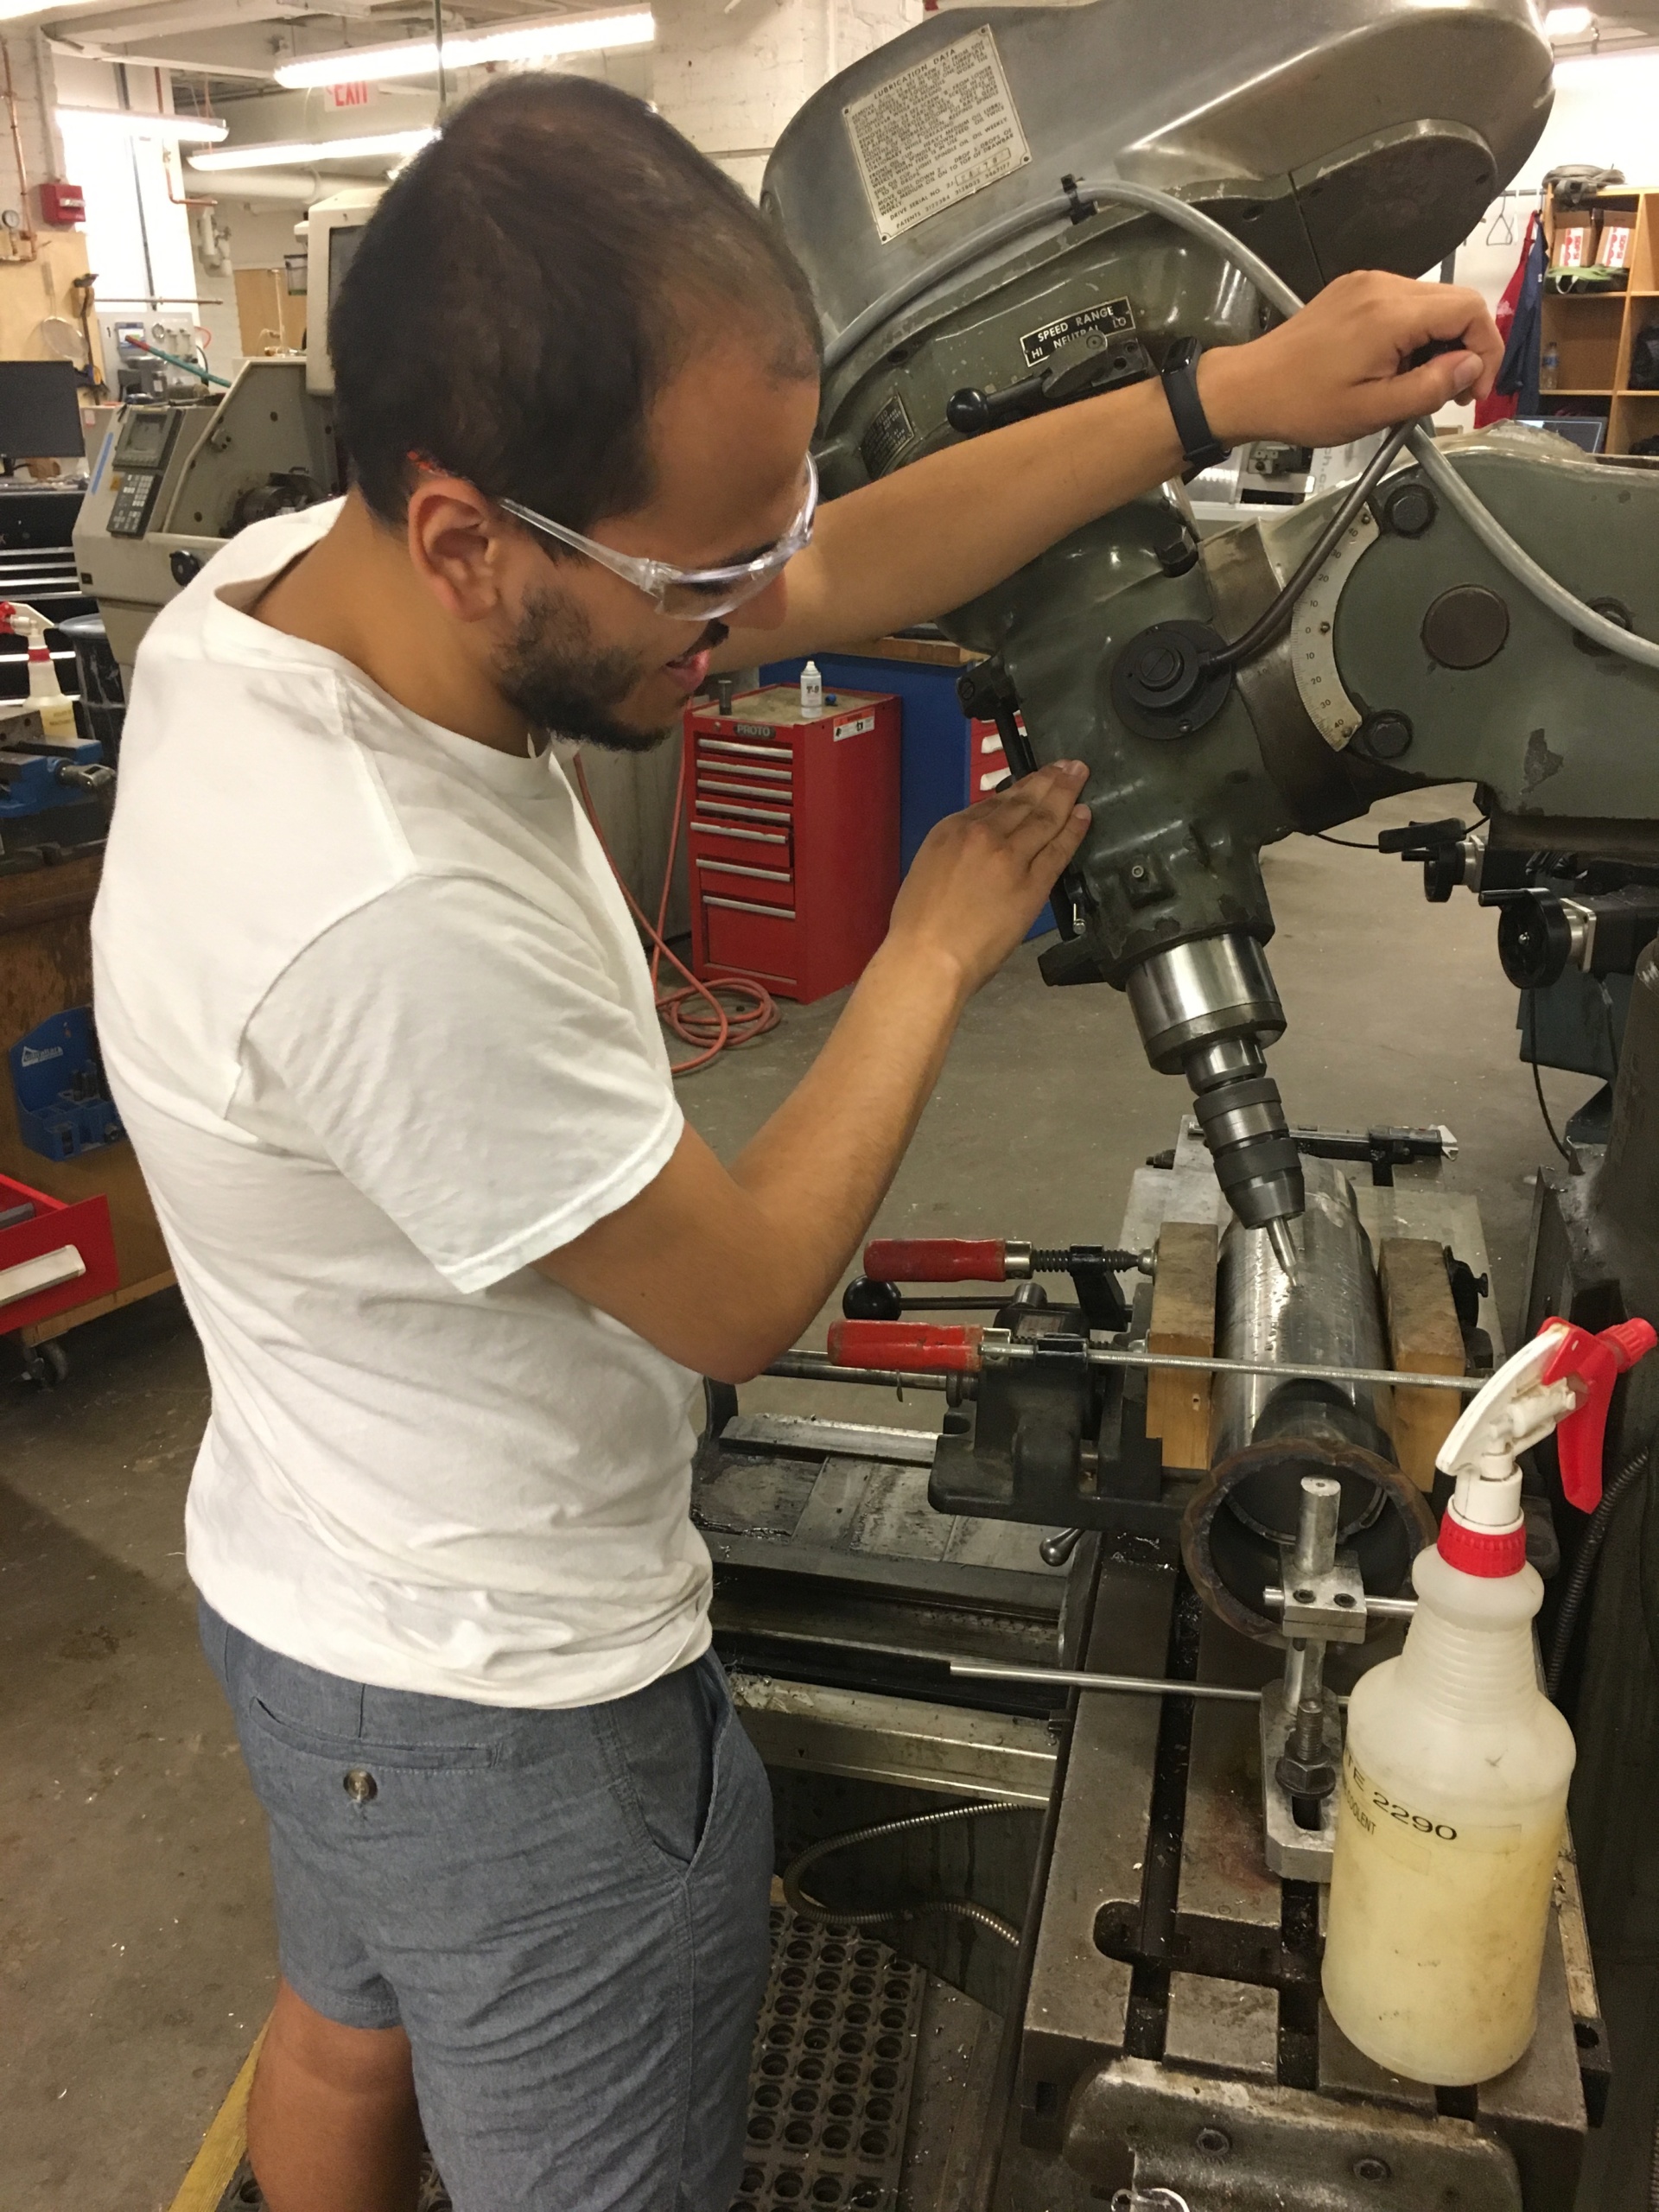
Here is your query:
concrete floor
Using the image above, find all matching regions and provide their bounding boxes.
[0,787,1597,2210]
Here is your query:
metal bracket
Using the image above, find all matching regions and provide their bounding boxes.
[1259,1679,1340,1880]
[1065,2057,1524,2212]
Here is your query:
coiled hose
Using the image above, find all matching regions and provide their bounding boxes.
[1546,1434,1658,1703]
[780,1797,1030,1944]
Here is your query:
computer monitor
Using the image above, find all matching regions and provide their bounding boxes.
[0,360,84,460]
[1516,415,1606,455]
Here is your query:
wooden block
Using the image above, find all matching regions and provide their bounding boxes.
[1380,1236,1467,1491]
[1146,1219,1217,1472]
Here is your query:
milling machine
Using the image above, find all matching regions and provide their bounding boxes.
[695,6,1659,2210]
[72,188,378,686]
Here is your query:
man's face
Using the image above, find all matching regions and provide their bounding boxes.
[490,334,820,752]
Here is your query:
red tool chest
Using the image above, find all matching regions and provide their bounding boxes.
[0,1169,119,1338]
[685,685,900,1003]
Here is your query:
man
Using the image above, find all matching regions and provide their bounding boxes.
[92,70,1499,2212]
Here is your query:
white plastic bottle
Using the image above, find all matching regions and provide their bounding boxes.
[1324,1317,1653,2084]
[798,658,823,714]
[4,598,78,741]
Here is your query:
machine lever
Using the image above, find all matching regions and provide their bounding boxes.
[863,1237,1014,1282]
[825,1319,984,1373]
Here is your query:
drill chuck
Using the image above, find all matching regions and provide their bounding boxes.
[1126,933,1305,1254]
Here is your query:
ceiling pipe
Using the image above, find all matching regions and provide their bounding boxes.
[48,35,273,75]
[181,165,327,200]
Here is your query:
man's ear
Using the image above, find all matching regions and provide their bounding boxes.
[406,476,514,623]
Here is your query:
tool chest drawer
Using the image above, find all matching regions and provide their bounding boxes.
[0,1169,119,1335]
[703,897,799,987]
[684,685,899,1003]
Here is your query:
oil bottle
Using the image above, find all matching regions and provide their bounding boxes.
[1322,1315,1653,2084]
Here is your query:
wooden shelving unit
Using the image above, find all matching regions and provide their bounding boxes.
[1540,186,1659,456]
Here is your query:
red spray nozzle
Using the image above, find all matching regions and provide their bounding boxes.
[1541,1317,1657,1511]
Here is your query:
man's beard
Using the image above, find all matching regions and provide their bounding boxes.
[493,581,728,755]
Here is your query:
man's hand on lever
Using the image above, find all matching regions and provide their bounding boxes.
[715,271,1503,670]
[537,762,1091,1382]
[1196,270,1503,449]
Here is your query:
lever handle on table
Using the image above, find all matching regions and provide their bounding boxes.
[826,1319,985,1374]
[862,1238,1007,1284]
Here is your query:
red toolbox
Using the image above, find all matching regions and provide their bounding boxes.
[0,1170,119,1338]
[685,684,900,1003]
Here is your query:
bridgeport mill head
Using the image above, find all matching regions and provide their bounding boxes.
[763,0,1552,1259]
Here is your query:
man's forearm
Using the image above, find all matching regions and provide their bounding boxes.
[715,274,1503,672]
[718,372,1185,666]
[728,938,967,1321]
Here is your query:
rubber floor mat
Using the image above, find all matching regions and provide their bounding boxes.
[213,1910,922,2212]
[734,1909,925,2212]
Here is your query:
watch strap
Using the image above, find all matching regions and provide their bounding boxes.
[1161,337,1230,480]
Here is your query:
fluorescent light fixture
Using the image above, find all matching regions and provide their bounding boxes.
[275,9,653,90]
[188,128,437,171]
[1544,6,1594,33]
[55,106,229,143]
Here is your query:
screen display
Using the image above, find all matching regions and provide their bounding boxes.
[329,224,366,322]
[0,360,84,460]
[113,408,174,471]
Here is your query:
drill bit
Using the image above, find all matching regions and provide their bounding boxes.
[1267,1216,1300,1285]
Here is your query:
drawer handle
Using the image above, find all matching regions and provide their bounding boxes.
[690,821,787,845]
[705,895,798,919]
[697,738,794,762]
[0,1243,84,1310]
[696,860,793,883]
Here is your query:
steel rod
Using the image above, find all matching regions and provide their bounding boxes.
[764,1352,950,1391]
[1033,1343,1481,1393]
[950,1661,1266,1705]
[773,1346,1482,1395]
[1264,1584,1417,1619]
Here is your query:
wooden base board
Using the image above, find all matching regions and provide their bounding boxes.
[166,2023,267,2212]
[19,1267,176,1346]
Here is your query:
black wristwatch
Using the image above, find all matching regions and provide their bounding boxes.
[1161,337,1230,480]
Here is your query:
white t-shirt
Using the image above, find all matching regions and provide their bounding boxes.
[92,500,710,1707]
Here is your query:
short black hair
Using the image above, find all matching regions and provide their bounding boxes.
[331,73,821,531]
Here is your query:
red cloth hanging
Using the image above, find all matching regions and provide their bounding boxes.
[1476,211,1538,427]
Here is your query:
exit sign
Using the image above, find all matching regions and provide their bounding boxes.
[328,81,369,106]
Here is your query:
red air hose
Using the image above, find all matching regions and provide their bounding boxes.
[571,743,779,1075]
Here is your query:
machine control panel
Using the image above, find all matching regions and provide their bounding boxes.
[107,406,184,538]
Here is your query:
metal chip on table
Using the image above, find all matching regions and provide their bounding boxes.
[734,1908,925,2212]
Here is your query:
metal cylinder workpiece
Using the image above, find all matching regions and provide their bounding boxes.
[1182,1157,1436,1642]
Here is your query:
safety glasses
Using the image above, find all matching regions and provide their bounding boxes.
[498,452,818,621]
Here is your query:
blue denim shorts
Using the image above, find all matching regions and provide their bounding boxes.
[200,1599,773,2212]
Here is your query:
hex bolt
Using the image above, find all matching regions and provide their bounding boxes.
[1353,2155,1391,2183]
[1195,2126,1231,2157]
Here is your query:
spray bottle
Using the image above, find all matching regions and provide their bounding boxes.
[0,600,79,741]
[1322,1313,1654,2084]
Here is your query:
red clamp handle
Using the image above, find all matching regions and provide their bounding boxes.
[826,1319,985,1374]
[1541,1316,1657,1510]
[862,1238,1007,1283]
